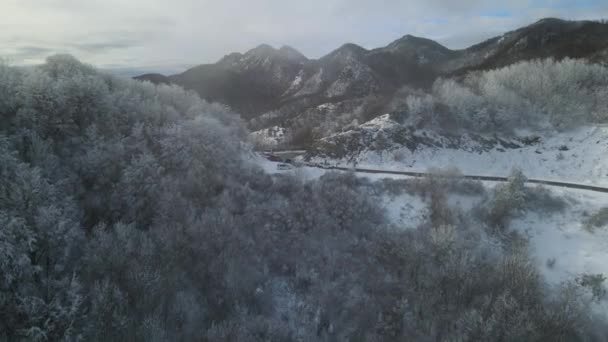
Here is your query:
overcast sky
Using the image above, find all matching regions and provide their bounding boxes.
[2,0,607,75]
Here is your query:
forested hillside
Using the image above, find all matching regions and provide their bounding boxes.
[136,18,608,148]
[312,58,608,173]
[1,56,607,341]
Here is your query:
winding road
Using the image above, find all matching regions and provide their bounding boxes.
[262,150,608,193]
[311,164,608,193]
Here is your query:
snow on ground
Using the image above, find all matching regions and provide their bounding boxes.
[253,154,326,181]
[371,173,608,297]
[295,68,324,97]
[447,193,484,212]
[382,193,428,229]
[513,187,608,312]
[282,70,304,96]
[249,126,287,147]
[359,113,395,130]
[335,125,608,186]
[513,188,608,284]
[254,154,608,311]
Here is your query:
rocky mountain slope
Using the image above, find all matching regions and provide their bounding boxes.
[447,18,608,73]
[136,18,608,145]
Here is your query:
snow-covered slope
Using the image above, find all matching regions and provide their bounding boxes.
[382,192,428,229]
[255,151,608,313]
[512,188,608,286]
[249,126,287,147]
[259,154,608,306]
[315,119,608,186]
[384,181,608,313]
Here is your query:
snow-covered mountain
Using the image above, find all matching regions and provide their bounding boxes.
[445,18,608,73]
[136,19,608,132]
[138,19,608,151]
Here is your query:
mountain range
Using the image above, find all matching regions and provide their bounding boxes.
[135,18,608,146]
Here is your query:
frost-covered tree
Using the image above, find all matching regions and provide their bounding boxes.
[0,138,83,340]
[432,58,608,132]
[0,55,606,341]
[484,168,527,230]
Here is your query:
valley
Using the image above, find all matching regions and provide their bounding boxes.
[3,8,608,340]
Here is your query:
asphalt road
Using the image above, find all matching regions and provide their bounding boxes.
[314,165,608,194]
[261,151,608,193]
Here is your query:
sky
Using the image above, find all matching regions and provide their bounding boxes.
[2,0,607,75]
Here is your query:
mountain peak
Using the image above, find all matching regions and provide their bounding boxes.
[521,17,596,34]
[340,43,367,51]
[533,17,567,26]
[133,73,171,84]
[326,43,368,59]
[136,18,608,123]
[242,44,308,62]
[218,52,244,64]
[279,45,307,60]
[247,44,277,56]
[386,34,449,52]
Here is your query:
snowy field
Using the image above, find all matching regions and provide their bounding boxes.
[324,124,608,186]
[512,187,608,286]
[377,178,608,314]
[249,126,287,147]
[383,180,608,312]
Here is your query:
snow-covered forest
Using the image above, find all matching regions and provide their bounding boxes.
[363,58,608,133]
[1,56,608,341]
[253,58,608,152]
[429,59,608,131]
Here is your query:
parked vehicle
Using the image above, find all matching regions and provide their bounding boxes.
[277,163,293,171]
[318,161,332,169]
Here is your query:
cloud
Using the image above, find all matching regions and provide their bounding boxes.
[2,0,607,73]
[72,40,140,53]
[11,46,54,57]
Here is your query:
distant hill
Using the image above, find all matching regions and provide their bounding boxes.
[133,73,171,84]
[446,18,608,74]
[135,18,608,143]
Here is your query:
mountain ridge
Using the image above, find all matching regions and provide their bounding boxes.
[135,18,608,141]
[138,18,607,78]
